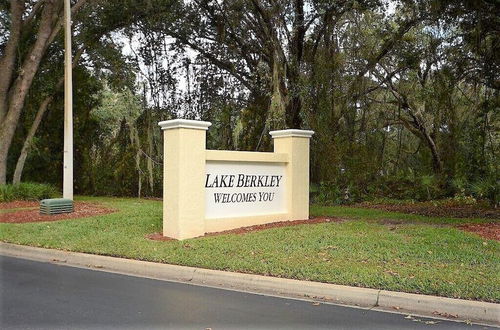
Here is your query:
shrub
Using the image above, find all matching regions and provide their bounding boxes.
[313,182,343,205]
[312,182,364,205]
[417,175,443,200]
[0,182,59,202]
[470,178,500,207]
[369,176,418,200]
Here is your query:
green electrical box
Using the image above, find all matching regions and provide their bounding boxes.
[40,198,74,215]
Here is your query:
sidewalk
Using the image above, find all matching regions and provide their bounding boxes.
[1,242,499,326]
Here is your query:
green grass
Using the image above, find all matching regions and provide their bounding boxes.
[1,197,498,302]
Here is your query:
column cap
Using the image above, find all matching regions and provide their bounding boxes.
[158,119,212,131]
[270,129,314,139]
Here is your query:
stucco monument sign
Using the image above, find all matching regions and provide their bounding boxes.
[158,119,314,240]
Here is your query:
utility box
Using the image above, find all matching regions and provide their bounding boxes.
[40,198,74,215]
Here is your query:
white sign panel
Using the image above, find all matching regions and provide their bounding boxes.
[205,161,286,219]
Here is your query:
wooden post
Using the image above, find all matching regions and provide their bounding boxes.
[63,0,73,200]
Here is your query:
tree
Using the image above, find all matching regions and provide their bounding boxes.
[0,0,177,184]
[0,0,96,184]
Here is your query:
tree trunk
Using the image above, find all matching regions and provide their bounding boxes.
[268,51,288,130]
[146,111,154,194]
[12,47,84,184]
[12,96,53,184]
[422,129,443,173]
[286,0,304,129]
[127,120,143,198]
[0,0,57,184]
[0,0,24,123]
[399,109,444,174]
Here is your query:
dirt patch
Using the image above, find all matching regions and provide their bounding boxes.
[0,201,38,210]
[457,223,500,241]
[0,202,115,223]
[357,202,500,220]
[146,233,176,241]
[147,217,344,241]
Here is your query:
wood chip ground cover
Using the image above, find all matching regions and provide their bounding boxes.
[357,202,500,220]
[0,201,38,210]
[0,202,114,223]
[457,223,500,241]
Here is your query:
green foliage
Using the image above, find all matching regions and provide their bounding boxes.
[372,176,427,201]
[470,178,498,202]
[78,88,163,198]
[419,175,440,200]
[312,182,343,205]
[3,0,498,204]
[449,176,499,207]
[312,181,365,205]
[312,174,451,205]
[0,182,58,202]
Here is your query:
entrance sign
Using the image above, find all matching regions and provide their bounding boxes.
[159,119,314,240]
[205,161,286,219]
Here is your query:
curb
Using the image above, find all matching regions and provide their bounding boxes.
[1,242,499,326]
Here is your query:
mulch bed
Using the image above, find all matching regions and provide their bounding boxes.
[357,203,500,220]
[0,200,38,210]
[0,202,115,223]
[457,223,500,241]
[146,233,176,241]
[147,216,344,241]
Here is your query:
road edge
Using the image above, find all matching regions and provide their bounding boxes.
[1,242,498,326]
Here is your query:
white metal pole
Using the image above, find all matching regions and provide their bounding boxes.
[63,0,73,200]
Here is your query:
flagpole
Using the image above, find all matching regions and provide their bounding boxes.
[63,0,73,200]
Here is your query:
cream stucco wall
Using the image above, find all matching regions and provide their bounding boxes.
[159,120,313,240]
[271,130,314,221]
[160,120,210,239]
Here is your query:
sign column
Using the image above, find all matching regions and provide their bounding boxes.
[270,129,314,221]
[159,119,211,239]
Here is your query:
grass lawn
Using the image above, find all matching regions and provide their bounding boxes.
[0,197,498,302]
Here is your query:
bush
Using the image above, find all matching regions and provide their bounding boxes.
[366,176,417,200]
[312,182,364,205]
[312,173,451,205]
[449,176,499,207]
[470,178,499,206]
[312,182,343,205]
[0,182,59,202]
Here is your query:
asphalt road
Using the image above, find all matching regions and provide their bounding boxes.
[0,256,494,330]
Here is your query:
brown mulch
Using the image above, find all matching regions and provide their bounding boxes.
[457,223,500,241]
[146,233,176,241]
[0,202,115,223]
[356,203,500,220]
[0,200,38,210]
[147,216,344,241]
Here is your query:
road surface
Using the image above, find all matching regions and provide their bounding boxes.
[0,255,493,330]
